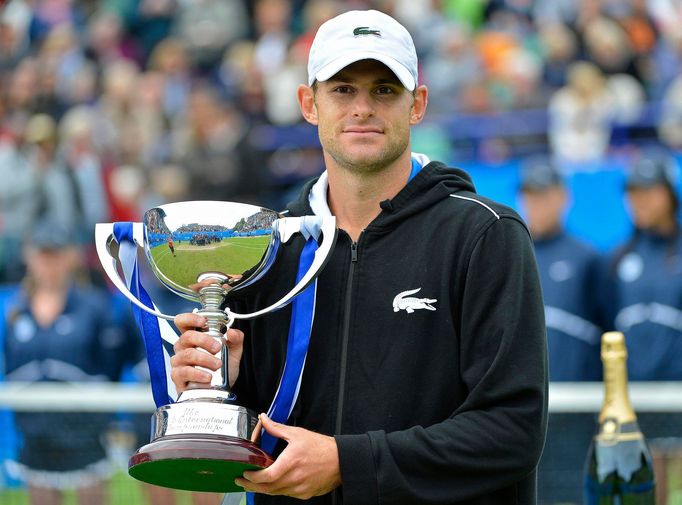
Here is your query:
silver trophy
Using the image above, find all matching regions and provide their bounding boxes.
[95,201,336,492]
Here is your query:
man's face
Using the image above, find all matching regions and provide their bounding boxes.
[298,59,427,175]
[25,247,76,289]
[627,185,675,231]
[520,186,567,239]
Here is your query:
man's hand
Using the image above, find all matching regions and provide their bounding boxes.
[236,414,342,499]
[170,313,244,393]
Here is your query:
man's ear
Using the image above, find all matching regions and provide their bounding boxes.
[410,85,428,125]
[298,84,318,125]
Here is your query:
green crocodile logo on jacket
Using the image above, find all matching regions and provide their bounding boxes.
[353,26,381,37]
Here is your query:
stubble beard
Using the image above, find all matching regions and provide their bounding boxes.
[322,133,410,176]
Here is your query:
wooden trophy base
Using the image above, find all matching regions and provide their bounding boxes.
[128,433,274,492]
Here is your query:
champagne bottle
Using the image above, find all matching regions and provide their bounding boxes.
[583,331,655,504]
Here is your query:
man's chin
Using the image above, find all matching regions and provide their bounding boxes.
[342,155,392,173]
[326,141,406,173]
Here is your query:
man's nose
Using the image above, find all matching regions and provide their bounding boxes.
[351,91,375,118]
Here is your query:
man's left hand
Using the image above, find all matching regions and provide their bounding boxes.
[236,414,342,499]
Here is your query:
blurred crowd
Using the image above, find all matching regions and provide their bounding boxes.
[1,0,682,282]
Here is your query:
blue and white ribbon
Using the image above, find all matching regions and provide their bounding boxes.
[113,223,178,408]
[244,235,319,505]
[261,237,318,454]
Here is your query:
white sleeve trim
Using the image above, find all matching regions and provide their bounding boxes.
[449,194,500,220]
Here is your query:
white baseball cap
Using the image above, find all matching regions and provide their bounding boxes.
[307,10,418,91]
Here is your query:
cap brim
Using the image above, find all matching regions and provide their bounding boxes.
[28,239,70,250]
[520,184,553,192]
[626,179,665,190]
[312,51,416,91]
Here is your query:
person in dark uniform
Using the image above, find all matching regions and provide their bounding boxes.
[605,153,682,380]
[519,158,603,382]
[518,158,603,505]
[601,152,682,495]
[2,219,134,505]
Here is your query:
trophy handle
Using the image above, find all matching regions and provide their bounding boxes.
[95,222,176,321]
[229,215,338,320]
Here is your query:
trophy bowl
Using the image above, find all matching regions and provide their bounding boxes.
[94,201,337,493]
[142,201,281,300]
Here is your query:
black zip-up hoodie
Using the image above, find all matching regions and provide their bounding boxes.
[231,162,548,505]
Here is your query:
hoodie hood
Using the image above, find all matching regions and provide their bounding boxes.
[285,161,477,230]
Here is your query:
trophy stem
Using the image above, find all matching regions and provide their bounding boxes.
[196,281,230,392]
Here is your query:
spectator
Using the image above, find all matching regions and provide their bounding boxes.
[129,0,177,64]
[171,84,266,204]
[107,163,148,223]
[658,73,682,149]
[173,0,249,70]
[581,16,639,80]
[649,14,682,99]
[615,0,659,88]
[548,61,613,162]
[537,22,579,88]
[252,0,293,77]
[2,219,135,505]
[147,37,191,122]
[84,9,132,66]
[217,40,267,120]
[0,0,32,72]
[518,157,609,502]
[518,158,606,505]
[599,150,682,493]
[532,0,579,25]
[262,44,308,126]
[605,73,646,128]
[146,163,190,209]
[604,152,682,380]
[646,0,682,45]
[59,106,109,237]
[93,58,147,165]
[4,57,41,133]
[39,23,88,109]
[422,23,482,113]
[0,122,35,283]
[518,157,603,382]
[22,113,81,234]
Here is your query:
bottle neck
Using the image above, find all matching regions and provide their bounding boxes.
[599,356,636,425]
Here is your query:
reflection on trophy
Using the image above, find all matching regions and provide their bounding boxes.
[95,201,337,492]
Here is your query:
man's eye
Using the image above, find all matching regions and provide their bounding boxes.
[375,86,396,95]
[333,86,353,94]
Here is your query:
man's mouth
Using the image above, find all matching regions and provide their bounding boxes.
[343,126,383,134]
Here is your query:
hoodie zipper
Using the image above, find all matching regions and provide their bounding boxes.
[336,240,358,435]
[333,240,358,505]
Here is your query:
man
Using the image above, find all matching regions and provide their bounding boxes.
[601,153,682,497]
[517,159,602,505]
[167,235,176,257]
[605,154,682,380]
[518,159,602,382]
[171,10,547,504]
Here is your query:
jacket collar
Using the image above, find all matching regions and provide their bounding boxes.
[307,152,432,217]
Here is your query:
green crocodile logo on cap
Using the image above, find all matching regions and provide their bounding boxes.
[353,26,381,37]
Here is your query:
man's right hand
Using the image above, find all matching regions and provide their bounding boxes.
[170,313,245,394]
